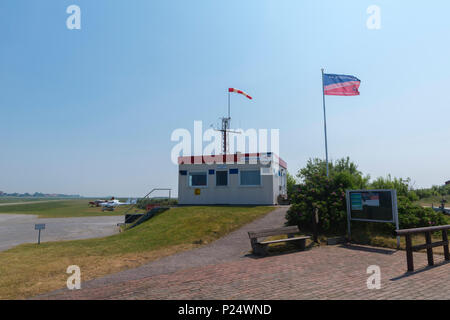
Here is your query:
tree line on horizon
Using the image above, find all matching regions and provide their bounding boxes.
[0,191,81,198]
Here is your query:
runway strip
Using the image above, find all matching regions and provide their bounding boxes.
[0,214,123,252]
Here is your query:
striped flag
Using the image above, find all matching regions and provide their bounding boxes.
[228,88,252,100]
[323,74,361,96]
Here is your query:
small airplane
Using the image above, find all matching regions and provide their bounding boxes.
[88,199,107,207]
[100,198,137,211]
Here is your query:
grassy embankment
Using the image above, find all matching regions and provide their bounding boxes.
[0,205,274,299]
[0,199,141,218]
[415,195,450,207]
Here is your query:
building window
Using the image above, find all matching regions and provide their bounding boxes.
[189,172,207,187]
[240,170,261,186]
[216,170,228,186]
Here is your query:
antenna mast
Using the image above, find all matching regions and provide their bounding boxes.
[220,116,231,154]
[216,90,239,154]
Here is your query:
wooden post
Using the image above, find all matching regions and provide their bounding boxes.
[312,208,319,243]
[397,225,450,272]
[425,232,434,266]
[405,234,414,272]
[443,230,450,261]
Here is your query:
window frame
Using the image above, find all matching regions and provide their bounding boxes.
[239,169,262,187]
[188,171,208,188]
[215,170,229,187]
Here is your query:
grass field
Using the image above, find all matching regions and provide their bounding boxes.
[415,195,450,207]
[0,197,64,204]
[0,205,274,299]
[0,199,142,218]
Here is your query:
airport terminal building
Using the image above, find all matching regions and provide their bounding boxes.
[178,152,287,205]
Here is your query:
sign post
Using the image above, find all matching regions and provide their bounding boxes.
[346,189,400,248]
[35,224,46,245]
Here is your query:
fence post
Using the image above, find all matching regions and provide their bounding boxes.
[312,207,319,243]
[424,232,434,266]
[443,229,450,261]
[405,234,414,272]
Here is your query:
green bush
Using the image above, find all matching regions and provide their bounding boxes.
[286,157,368,234]
[397,196,446,229]
[286,157,446,236]
[136,198,178,210]
[286,172,298,199]
[416,184,450,199]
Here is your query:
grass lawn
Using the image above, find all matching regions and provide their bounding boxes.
[319,215,450,253]
[265,216,450,257]
[0,199,142,218]
[0,205,274,299]
[0,198,64,204]
[415,195,450,207]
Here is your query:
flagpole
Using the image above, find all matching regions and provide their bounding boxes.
[225,90,231,154]
[228,90,230,120]
[321,68,329,177]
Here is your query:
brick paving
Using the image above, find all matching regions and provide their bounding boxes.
[40,244,450,300]
[35,205,450,300]
[36,205,289,298]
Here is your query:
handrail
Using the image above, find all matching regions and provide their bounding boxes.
[122,188,172,217]
[396,224,450,235]
[395,225,450,272]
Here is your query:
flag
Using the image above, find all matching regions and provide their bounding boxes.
[323,74,361,96]
[228,88,252,99]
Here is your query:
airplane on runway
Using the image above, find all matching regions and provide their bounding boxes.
[100,198,137,211]
[88,199,107,207]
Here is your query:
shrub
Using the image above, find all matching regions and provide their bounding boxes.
[286,157,368,234]
[136,198,178,210]
[286,172,297,199]
[397,196,446,230]
[286,157,446,236]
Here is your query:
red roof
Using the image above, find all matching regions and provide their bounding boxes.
[178,152,287,169]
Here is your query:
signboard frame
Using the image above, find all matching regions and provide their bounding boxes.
[346,189,400,248]
[34,223,46,245]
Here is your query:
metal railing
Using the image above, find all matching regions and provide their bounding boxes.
[122,188,172,217]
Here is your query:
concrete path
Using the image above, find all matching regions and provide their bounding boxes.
[0,214,123,252]
[38,206,289,297]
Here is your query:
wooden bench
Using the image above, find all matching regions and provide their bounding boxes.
[248,226,311,256]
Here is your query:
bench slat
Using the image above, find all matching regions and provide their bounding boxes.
[260,236,311,245]
[248,226,300,239]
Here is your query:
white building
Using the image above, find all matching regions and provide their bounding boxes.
[178,152,287,205]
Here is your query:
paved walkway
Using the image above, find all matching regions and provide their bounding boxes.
[40,244,450,300]
[37,206,289,297]
[37,206,450,300]
[0,214,122,251]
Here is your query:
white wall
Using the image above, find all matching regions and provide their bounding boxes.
[178,160,286,205]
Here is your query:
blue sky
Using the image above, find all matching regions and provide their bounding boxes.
[1,1,450,197]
